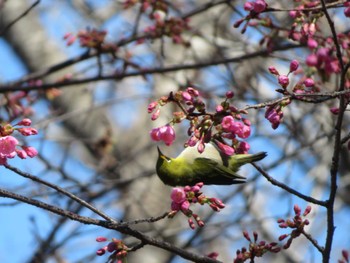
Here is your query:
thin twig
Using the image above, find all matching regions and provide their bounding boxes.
[0,188,221,263]
[251,163,326,206]
[302,230,324,254]
[4,164,116,222]
[0,0,40,36]
[0,43,302,92]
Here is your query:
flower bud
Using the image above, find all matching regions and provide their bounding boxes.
[330,107,339,115]
[304,78,315,87]
[243,231,251,241]
[278,75,289,88]
[226,91,234,98]
[303,205,312,216]
[268,66,279,75]
[289,60,299,72]
[96,237,108,242]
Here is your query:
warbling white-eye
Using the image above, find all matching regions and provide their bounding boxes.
[156,143,267,186]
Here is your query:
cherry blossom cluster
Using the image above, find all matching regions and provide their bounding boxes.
[277,204,312,249]
[149,87,254,155]
[233,231,280,263]
[234,0,268,34]
[266,59,318,129]
[0,118,38,164]
[144,15,191,45]
[6,90,36,118]
[233,204,313,262]
[168,182,225,229]
[96,237,128,263]
[234,1,350,95]
[123,0,168,12]
[123,0,190,46]
[64,29,117,52]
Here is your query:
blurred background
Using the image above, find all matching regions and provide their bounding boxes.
[0,1,350,262]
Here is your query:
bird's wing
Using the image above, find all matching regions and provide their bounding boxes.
[194,158,246,180]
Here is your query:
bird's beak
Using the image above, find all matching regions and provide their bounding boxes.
[157,146,170,161]
[157,146,162,156]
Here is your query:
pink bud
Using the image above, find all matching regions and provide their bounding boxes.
[304,78,315,87]
[278,75,289,88]
[215,141,234,156]
[306,54,318,66]
[268,66,279,75]
[221,115,235,131]
[151,109,160,120]
[294,204,301,216]
[96,237,108,242]
[181,200,190,211]
[289,10,298,18]
[243,231,251,241]
[147,101,158,113]
[253,0,267,13]
[16,118,32,126]
[186,87,199,97]
[253,231,258,241]
[96,248,106,256]
[16,149,27,159]
[188,218,195,229]
[307,38,318,49]
[107,241,117,252]
[197,141,205,153]
[195,182,204,188]
[330,107,339,115]
[279,234,288,241]
[226,91,234,98]
[22,146,38,158]
[150,127,161,141]
[216,105,224,112]
[244,1,254,11]
[182,91,192,101]
[18,127,38,136]
[289,60,299,72]
[303,205,312,216]
[345,7,350,17]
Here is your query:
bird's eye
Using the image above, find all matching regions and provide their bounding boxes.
[161,155,171,162]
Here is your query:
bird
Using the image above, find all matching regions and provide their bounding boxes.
[156,143,267,186]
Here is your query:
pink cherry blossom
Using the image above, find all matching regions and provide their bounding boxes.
[150,125,176,146]
[171,187,186,204]
[253,0,267,13]
[0,136,18,157]
[221,115,235,131]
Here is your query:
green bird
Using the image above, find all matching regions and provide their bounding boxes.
[156,143,267,186]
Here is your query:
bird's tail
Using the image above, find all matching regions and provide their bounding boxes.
[229,152,267,170]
